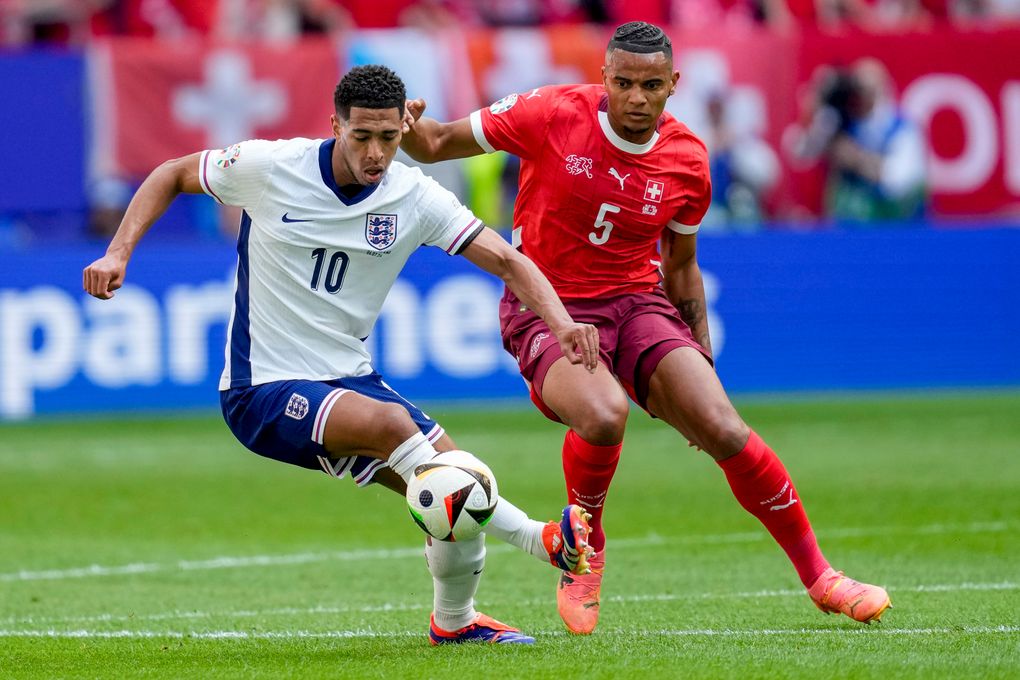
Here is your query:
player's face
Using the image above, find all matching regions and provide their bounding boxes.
[330,106,403,185]
[602,49,679,143]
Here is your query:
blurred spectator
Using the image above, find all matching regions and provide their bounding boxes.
[216,0,353,42]
[472,0,602,25]
[784,58,927,222]
[672,0,793,30]
[333,0,469,29]
[87,176,132,240]
[2,0,110,45]
[702,90,780,228]
[90,0,219,39]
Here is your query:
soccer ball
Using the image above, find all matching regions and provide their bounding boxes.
[406,450,498,542]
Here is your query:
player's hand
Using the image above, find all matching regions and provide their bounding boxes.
[403,98,427,132]
[555,322,600,373]
[83,253,128,300]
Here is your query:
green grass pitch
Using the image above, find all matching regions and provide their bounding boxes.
[1,392,1018,678]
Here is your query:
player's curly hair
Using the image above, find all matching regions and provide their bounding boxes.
[333,65,407,120]
[607,21,672,59]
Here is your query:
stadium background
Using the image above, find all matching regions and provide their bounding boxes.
[1,12,1017,419]
[1,4,1019,677]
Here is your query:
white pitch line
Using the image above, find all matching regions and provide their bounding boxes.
[0,625,1017,640]
[3,581,1015,628]
[0,520,1011,584]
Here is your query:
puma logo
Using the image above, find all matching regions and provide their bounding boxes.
[609,167,630,190]
[770,489,799,511]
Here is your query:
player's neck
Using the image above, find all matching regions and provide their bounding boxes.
[606,114,655,146]
[330,150,359,187]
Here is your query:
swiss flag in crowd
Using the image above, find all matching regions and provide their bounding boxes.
[90,38,341,178]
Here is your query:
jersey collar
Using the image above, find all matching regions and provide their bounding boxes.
[319,138,380,205]
[597,95,661,155]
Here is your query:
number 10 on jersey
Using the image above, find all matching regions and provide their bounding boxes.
[310,248,350,293]
[590,203,620,246]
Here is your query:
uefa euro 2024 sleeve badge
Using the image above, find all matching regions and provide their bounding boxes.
[214,144,241,169]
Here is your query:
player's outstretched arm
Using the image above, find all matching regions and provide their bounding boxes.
[400,98,484,163]
[460,227,599,372]
[660,230,713,358]
[83,153,204,300]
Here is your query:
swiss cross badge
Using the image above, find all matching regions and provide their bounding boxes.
[644,179,665,203]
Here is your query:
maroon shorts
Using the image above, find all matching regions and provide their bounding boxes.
[499,287,712,420]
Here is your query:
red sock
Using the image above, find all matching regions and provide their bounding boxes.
[717,430,830,587]
[562,429,621,552]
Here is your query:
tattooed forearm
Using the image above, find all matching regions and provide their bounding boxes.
[676,298,703,328]
[676,298,712,355]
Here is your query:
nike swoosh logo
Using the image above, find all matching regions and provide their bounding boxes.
[282,212,312,223]
[473,569,484,575]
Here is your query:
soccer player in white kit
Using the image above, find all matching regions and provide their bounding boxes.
[83,65,600,645]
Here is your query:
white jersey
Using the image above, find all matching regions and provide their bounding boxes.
[198,138,483,389]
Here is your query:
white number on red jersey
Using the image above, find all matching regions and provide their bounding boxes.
[589,202,621,245]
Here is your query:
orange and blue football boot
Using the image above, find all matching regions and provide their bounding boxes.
[542,505,594,575]
[429,613,535,645]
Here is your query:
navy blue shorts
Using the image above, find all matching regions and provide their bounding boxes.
[220,373,444,486]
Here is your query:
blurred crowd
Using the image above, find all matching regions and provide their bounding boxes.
[4,0,1015,242]
[3,0,1019,45]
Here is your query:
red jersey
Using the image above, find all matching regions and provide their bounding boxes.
[472,84,710,299]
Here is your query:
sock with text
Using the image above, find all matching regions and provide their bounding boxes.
[717,430,830,587]
[562,429,622,552]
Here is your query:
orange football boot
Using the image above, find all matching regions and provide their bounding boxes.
[808,567,892,623]
[557,550,604,635]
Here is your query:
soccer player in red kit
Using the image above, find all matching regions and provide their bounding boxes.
[401,21,891,634]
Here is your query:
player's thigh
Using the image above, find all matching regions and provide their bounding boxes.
[321,391,422,459]
[324,373,447,459]
[646,346,749,459]
[540,355,630,443]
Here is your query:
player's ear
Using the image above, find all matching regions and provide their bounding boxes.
[669,70,680,96]
[330,113,343,138]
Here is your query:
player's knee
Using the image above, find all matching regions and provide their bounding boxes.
[374,402,420,448]
[700,407,749,458]
[570,395,628,445]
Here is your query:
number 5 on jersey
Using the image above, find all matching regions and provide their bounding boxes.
[590,203,620,246]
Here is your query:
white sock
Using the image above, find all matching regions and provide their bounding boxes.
[426,535,484,632]
[387,432,436,483]
[485,498,549,563]
[391,434,548,564]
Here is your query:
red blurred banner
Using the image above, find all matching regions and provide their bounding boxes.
[91,28,1020,217]
[90,38,340,178]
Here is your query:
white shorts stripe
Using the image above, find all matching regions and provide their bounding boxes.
[312,389,347,445]
[316,456,334,476]
[425,423,444,444]
[317,454,357,481]
[354,459,387,486]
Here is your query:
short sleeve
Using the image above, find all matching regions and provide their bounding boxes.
[469,86,557,160]
[198,140,275,208]
[667,148,712,235]
[416,173,484,255]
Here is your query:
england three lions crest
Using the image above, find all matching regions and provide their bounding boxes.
[366,213,397,251]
